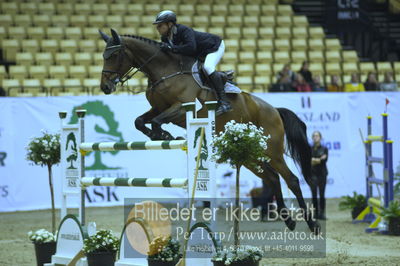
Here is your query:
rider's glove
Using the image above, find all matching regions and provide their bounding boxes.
[160,43,173,52]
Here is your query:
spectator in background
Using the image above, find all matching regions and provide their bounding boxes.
[344,73,365,92]
[326,75,343,92]
[298,61,313,84]
[380,72,398,91]
[293,73,312,92]
[270,64,296,92]
[312,75,326,92]
[364,72,379,91]
[311,131,329,220]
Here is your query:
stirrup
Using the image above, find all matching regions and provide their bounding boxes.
[216,104,232,116]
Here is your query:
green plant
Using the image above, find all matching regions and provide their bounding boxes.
[26,130,60,234]
[212,246,263,265]
[380,200,400,220]
[28,229,56,244]
[338,191,367,210]
[394,163,400,197]
[82,230,119,254]
[147,236,182,262]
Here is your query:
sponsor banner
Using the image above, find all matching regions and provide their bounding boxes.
[0,92,399,212]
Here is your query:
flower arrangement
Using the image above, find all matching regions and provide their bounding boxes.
[26,130,60,167]
[212,246,263,265]
[212,120,270,250]
[212,120,270,172]
[82,229,119,254]
[26,130,61,234]
[28,229,57,244]
[147,236,182,263]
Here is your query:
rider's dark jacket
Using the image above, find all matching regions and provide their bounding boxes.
[161,24,222,58]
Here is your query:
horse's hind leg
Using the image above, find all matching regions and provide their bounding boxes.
[270,156,320,234]
[248,162,296,231]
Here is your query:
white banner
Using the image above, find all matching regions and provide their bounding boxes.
[0,92,399,212]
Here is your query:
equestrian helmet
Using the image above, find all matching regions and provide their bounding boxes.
[153,10,177,24]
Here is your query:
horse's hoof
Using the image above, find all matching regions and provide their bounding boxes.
[160,131,174,140]
[285,219,296,231]
[175,136,185,140]
[309,221,321,235]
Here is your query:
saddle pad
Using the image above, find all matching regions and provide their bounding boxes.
[191,61,241,94]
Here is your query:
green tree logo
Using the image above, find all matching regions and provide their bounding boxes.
[69,101,124,170]
[193,127,208,170]
[65,132,77,169]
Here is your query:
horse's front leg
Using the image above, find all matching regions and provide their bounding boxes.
[134,108,161,140]
[151,102,186,140]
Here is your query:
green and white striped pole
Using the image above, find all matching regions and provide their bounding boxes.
[80,140,187,152]
[81,177,188,188]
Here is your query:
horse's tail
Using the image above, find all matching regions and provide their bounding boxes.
[277,108,312,185]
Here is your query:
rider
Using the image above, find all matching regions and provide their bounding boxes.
[153,10,232,116]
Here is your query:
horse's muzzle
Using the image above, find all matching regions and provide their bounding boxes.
[101,81,116,95]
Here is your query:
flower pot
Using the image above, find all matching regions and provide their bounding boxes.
[86,251,116,266]
[351,205,366,219]
[147,258,179,266]
[34,241,56,266]
[388,217,400,236]
[212,260,260,266]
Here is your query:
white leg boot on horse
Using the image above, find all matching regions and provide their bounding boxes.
[209,72,232,116]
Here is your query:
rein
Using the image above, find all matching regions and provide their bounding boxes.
[148,70,196,91]
[102,39,197,91]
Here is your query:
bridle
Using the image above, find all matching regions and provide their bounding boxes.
[101,38,196,92]
[101,42,161,86]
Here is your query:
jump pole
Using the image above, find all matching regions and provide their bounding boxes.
[354,113,394,233]
[56,101,218,265]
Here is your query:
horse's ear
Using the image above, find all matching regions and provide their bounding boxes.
[110,28,121,45]
[99,29,110,43]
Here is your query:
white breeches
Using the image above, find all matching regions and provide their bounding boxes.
[203,40,225,75]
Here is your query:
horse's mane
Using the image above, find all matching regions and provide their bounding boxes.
[121,34,161,47]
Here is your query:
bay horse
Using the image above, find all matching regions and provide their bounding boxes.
[99,29,320,234]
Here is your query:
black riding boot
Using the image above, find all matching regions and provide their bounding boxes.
[209,72,232,116]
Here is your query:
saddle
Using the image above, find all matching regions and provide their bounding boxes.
[192,61,241,94]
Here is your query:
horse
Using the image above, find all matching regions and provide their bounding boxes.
[99,29,320,234]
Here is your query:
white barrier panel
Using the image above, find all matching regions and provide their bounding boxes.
[1,92,400,212]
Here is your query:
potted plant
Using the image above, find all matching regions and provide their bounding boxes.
[338,191,367,219]
[26,130,60,234]
[28,229,57,266]
[380,200,400,236]
[212,120,270,249]
[147,236,182,266]
[212,246,263,266]
[82,229,119,266]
